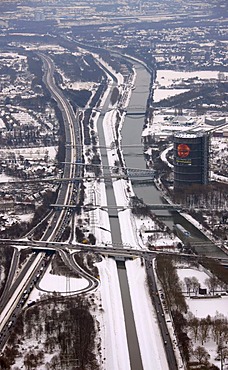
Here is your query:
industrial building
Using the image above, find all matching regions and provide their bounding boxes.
[173,131,210,189]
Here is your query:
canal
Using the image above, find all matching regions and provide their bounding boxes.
[121,62,227,259]
[97,78,144,369]
[97,56,226,370]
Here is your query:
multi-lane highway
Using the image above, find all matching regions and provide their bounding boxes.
[0,253,49,349]
[0,52,84,348]
[38,52,81,242]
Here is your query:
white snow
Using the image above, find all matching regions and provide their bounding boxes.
[126,258,169,370]
[38,264,89,294]
[177,267,210,289]
[97,257,131,370]
[151,70,228,136]
[153,88,189,103]
[177,267,228,369]
[155,70,227,88]
[97,63,173,369]
[0,173,18,183]
[187,295,228,318]
[0,146,58,161]
[5,54,222,370]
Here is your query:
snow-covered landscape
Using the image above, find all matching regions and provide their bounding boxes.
[0,34,227,370]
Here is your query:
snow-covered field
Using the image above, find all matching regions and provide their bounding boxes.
[155,70,227,88]
[0,145,58,161]
[177,267,228,370]
[153,69,228,103]
[178,267,228,317]
[177,267,210,291]
[153,88,190,103]
[178,266,228,318]
[187,295,228,318]
[38,264,89,294]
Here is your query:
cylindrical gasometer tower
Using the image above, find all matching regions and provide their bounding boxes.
[173,132,209,189]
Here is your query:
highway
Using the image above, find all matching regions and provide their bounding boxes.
[0,52,85,348]
[0,248,20,304]
[38,52,80,242]
[0,253,49,350]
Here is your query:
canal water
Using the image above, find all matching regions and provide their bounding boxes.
[122,63,226,258]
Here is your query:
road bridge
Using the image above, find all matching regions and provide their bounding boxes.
[0,165,155,185]
[0,175,127,185]
[125,111,146,116]
[131,179,154,185]
[49,203,183,211]
[1,238,227,265]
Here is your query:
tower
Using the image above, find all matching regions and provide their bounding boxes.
[173,132,210,189]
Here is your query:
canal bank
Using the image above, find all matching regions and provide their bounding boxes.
[97,72,144,369]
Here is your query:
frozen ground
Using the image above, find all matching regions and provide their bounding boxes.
[153,88,189,103]
[177,267,210,290]
[177,267,228,370]
[38,264,89,294]
[0,145,58,161]
[187,295,228,318]
[155,70,227,88]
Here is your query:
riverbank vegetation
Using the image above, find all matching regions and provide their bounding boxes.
[153,256,228,369]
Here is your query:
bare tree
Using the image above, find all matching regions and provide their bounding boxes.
[217,343,228,367]
[191,277,200,296]
[184,277,192,295]
[204,276,219,295]
[193,346,210,365]
[199,316,211,345]
[188,316,200,342]
[212,314,228,345]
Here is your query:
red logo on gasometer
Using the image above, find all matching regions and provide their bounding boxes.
[177,144,190,158]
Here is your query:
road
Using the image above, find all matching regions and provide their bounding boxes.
[0,253,49,350]
[38,52,80,242]
[145,257,178,370]
[0,52,86,348]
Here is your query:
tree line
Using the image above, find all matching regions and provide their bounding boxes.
[0,295,101,370]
